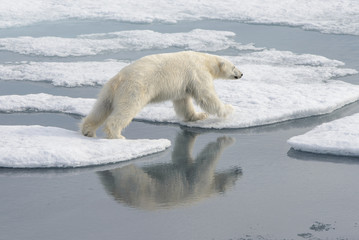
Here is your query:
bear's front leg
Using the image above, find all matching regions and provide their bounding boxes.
[219,104,234,118]
[190,112,209,121]
[173,97,208,122]
[193,90,234,119]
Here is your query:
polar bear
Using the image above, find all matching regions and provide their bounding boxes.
[80,51,243,139]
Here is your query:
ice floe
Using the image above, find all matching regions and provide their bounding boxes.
[0,93,93,115]
[0,29,259,57]
[0,0,358,35]
[0,125,171,168]
[0,60,126,87]
[0,50,356,87]
[0,50,359,129]
[1,50,358,128]
[136,52,359,128]
[0,48,358,129]
[288,113,359,157]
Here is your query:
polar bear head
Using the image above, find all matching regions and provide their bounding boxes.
[218,58,243,80]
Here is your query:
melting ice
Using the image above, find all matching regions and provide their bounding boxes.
[288,113,359,157]
[1,0,359,35]
[0,60,126,87]
[1,49,358,129]
[0,17,358,166]
[0,125,171,168]
[0,29,259,57]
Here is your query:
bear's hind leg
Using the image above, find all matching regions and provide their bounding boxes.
[173,97,208,122]
[80,95,113,137]
[104,100,145,139]
[104,115,126,139]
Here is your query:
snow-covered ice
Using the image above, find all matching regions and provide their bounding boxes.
[0,60,126,87]
[1,50,358,129]
[0,29,259,57]
[0,49,355,86]
[0,0,358,35]
[0,125,171,168]
[0,93,93,115]
[1,50,353,86]
[288,113,359,157]
[0,50,358,129]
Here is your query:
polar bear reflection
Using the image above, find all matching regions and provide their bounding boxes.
[98,131,241,210]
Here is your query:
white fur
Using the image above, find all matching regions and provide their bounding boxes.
[80,51,242,139]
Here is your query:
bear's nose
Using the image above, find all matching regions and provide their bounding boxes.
[234,73,243,79]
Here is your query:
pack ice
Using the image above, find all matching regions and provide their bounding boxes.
[0,50,358,129]
[0,29,259,58]
[0,125,171,168]
[1,0,358,35]
[288,113,359,157]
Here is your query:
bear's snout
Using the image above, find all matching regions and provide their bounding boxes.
[235,73,243,79]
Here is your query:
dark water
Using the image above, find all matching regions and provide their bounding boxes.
[1,20,359,240]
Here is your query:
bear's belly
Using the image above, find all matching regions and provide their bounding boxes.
[149,88,187,103]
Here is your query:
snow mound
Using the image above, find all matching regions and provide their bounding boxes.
[0,125,171,168]
[288,114,359,157]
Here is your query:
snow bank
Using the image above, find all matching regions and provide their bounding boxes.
[0,0,358,35]
[0,29,259,57]
[0,125,171,168]
[288,114,359,157]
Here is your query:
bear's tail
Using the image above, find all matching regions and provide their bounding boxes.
[80,85,114,137]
